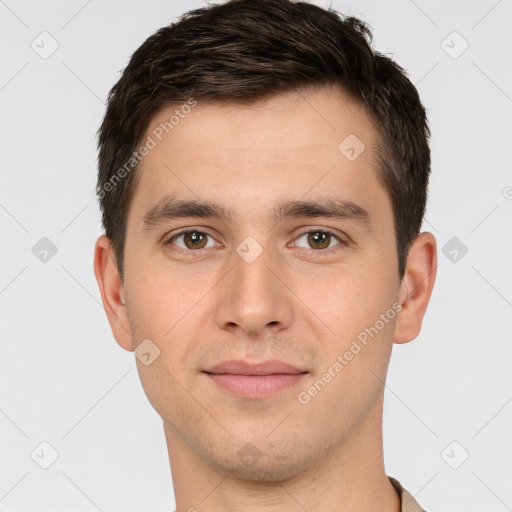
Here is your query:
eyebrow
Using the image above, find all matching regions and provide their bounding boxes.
[142,194,372,231]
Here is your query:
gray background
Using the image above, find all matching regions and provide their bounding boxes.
[1,0,511,510]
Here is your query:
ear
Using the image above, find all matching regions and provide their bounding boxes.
[394,232,437,344]
[93,235,134,352]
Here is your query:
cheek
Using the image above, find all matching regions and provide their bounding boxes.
[292,262,394,340]
[129,282,202,427]
[127,258,203,339]
[126,265,201,402]
[290,259,398,403]
[135,356,204,438]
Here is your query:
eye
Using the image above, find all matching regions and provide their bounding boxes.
[166,230,217,251]
[292,230,345,252]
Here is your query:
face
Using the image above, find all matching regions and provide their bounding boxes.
[95,86,433,481]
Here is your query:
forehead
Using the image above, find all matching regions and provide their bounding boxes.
[127,86,389,229]
[145,86,373,160]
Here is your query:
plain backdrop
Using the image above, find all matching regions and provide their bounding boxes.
[1,1,511,511]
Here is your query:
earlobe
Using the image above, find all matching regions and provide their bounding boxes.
[93,235,134,352]
[394,232,437,344]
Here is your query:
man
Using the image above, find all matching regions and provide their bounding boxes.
[93,0,437,510]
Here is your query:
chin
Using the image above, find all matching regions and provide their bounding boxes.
[212,457,310,483]
[205,437,318,483]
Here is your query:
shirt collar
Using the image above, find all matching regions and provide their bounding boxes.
[388,476,428,512]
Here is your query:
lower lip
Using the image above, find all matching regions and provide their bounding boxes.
[206,373,307,398]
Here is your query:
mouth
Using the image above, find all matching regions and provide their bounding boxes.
[204,359,308,398]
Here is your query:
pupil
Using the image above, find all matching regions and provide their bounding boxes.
[308,231,330,249]
[185,232,206,249]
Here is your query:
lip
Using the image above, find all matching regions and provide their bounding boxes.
[206,359,306,376]
[204,359,308,398]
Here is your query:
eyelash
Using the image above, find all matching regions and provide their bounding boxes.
[165,228,347,255]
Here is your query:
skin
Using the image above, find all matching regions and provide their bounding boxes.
[94,85,437,512]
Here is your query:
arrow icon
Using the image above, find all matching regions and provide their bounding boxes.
[338,134,365,161]
[441,31,469,59]
[442,237,467,263]
[32,237,58,262]
[236,237,263,263]
[135,339,160,366]
[31,441,59,469]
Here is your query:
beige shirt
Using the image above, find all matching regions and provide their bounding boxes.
[389,476,427,512]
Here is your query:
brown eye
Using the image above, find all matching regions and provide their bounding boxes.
[168,231,214,250]
[307,231,331,249]
[293,230,343,251]
[183,231,207,249]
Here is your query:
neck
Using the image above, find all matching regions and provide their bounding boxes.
[164,401,401,512]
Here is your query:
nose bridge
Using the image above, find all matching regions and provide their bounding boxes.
[232,235,277,311]
[215,235,292,334]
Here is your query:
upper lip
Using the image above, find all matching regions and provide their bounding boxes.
[205,359,307,376]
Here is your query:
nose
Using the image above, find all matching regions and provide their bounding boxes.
[214,239,293,337]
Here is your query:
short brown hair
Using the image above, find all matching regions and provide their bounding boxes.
[96,0,431,281]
